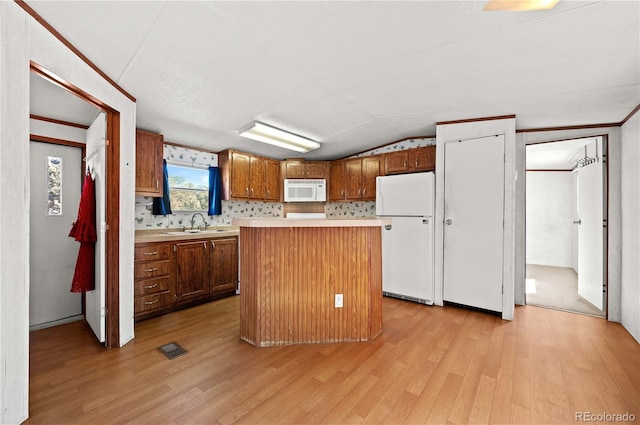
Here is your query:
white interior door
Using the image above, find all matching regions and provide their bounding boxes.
[572,172,579,273]
[29,142,83,330]
[85,112,106,343]
[577,156,604,310]
[443,135,504,312]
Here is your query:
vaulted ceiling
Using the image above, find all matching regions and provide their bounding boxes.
[27,1,639,160]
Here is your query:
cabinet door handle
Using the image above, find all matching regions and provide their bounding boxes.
[210,241,215,249]
[245,187,249,194]
[144,283,158,289]
[156,180,159,189]
[144,251,158,256]
[358,189,361,197]
[363,188,366,196]
[203,242,207,249]
[144,267,158,273]
[145,299,159,305]
[251,187,254,194]
[415,159,418,167]
[404,161,407,168]
[341,190,344,197]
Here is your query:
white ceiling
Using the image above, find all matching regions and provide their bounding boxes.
[27,1,639,160]
[526,137,596,169]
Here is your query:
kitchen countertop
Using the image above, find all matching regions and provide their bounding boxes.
[232,217,392,228]
[135,226,239,243]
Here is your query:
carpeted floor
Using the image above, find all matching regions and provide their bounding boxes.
[526,264,605,317]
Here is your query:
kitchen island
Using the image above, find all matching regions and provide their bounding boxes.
[233,217,391,347]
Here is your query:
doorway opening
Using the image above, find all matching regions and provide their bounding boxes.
[525,136,607,318]
[29,63,121,347]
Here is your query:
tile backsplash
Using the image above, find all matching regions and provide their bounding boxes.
[135,200,376,228]
[135,137,427,229]
[135,199,284,229]
[325,202,376,218]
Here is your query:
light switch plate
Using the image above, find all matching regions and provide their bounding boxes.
[335,294,343,308]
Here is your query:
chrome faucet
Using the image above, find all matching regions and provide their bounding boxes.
[189,213,209,230]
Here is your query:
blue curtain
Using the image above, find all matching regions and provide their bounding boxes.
[152,159,172,215]
[208,166,222,216]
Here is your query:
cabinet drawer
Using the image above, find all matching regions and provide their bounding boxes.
[134,244,171,262]
[135,291,174,313]
[134,276,172,296]
[134,260,170,279]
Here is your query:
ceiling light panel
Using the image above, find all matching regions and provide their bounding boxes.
[238,122,320,153]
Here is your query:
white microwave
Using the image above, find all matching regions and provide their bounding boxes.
[284,179,326,202]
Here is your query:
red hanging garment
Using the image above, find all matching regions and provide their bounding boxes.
[69,171,97,292]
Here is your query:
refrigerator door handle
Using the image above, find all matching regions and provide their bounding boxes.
[385,224,392,230]
[422,218,430,224]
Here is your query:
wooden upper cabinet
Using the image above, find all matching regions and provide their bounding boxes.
[284,160,306,178]
[344,159,363,200]
[219,150,280,202]
[409,145,436,172]
[135,129,164,197]
[249,156,266,199]
[283,160,327,179]
[329,161,346,201]
[384,150,409,174]
[343,156,379,201]
[228,151,251,199]
[361,156,380,201]
[304,162,327,178]
[383,146,436,175]
[265,160,281,201]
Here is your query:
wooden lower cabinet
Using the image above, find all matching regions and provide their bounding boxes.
[175,240,210,301]
[175,238,238,301]
[209,238,239,293]
[134,236,238,320]
[134,242,175,317]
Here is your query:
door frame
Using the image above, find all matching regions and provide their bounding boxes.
[435,116,517,321]
[524,135,609,318]
[30,62,121,348]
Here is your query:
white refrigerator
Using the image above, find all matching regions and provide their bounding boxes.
[376,172,435,304]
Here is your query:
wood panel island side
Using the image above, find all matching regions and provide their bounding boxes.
[233,217,391,347]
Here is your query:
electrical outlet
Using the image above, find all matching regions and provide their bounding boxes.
[335,294,343,308]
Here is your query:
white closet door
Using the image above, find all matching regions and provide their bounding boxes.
[85,112,106,343]
[577,157,604,310]
[443,135,504,312]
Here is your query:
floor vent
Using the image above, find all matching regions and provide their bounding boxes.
[157,342,187,360]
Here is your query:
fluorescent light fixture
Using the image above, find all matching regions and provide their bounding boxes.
[238,121,320,153]
[483,0,559,11]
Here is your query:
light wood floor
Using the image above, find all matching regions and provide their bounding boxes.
[28,296,640,424]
